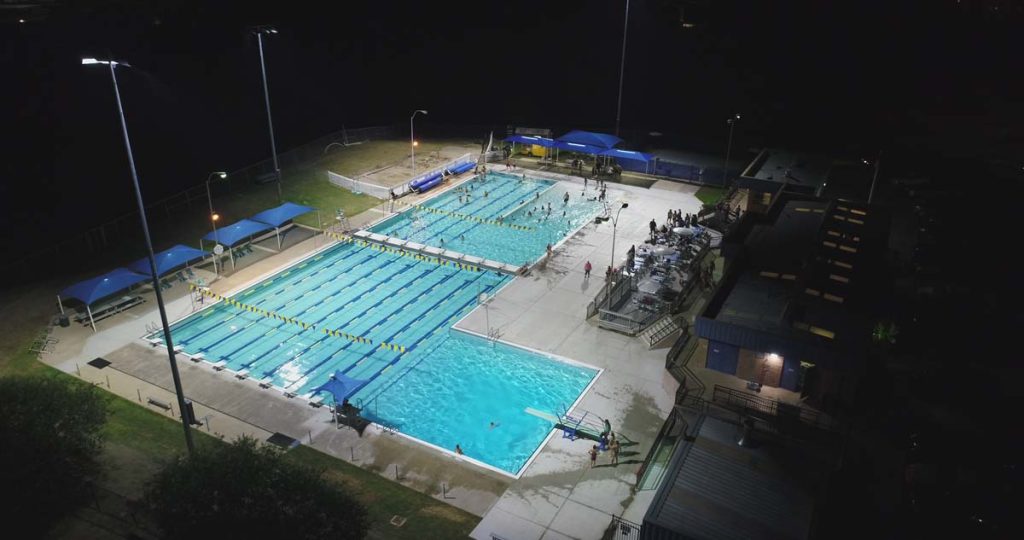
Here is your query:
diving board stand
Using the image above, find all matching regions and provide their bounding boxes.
[525,406,609,443]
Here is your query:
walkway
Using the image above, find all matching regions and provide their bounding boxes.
[42,168,707,539]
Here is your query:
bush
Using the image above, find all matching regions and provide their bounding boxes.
[0,376,108,534]
[144,436,369,540]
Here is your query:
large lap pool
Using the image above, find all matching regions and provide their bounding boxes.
[163,241,598,475]
[370,172,604,266]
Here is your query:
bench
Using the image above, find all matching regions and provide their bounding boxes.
[74,296,145,324]
[147,397,171,411]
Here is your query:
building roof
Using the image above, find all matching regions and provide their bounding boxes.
[738,149,832,194]
[644,415,825,540]
[697,193,889,371]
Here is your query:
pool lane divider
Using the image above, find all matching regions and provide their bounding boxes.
[411,204,534,231]
[350,231,525,275]
[188,284,408,353]
[324,230,486,272]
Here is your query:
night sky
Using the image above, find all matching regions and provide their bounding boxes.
[2,0,1022,254]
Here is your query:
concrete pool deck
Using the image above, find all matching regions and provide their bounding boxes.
[41,170,705,539]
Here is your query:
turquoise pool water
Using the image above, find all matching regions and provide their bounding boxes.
[164,242,597,474]
[370,172,604,266]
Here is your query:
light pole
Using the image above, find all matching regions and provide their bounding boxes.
[205,171,228,275]
[606,202,629,309]
[252,25,282,203]
[723,113,740,187]
[864,151,882,204]
[410,109,428,174]
[615,0,631,137]
[82,58,195,454]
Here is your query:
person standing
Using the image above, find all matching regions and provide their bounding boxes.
[609,434,620,465]
[589,445,598,468]
[584,260,592,278]
[649,218,657,239]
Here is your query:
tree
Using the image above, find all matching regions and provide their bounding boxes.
[0,375,108,534]
[144,436,369,540]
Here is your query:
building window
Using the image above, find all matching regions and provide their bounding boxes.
[829,273,850,283]
[823,293,844,303]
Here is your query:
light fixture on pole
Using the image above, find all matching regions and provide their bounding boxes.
[205,171,228,275]
[82,57,195,454]
[606,202,629,309]
[251,25,282,203]
[410,109,427,175]
[724,113,740,187]
[615,0,631,137]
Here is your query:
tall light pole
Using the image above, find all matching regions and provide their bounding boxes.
[615,0,631,137]
[410,109,428,174]
[82,58,195,454]
[865,151,882,204]
[252,25,282,203]
[606,202,629,309]
[205,171,228,275]
[724,113,740,187]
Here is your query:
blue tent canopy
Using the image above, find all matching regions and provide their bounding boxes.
[128,244,209,277]
[312,370,369,403]
[556,130,623,149]
[202,219,274,247]
[553,140,606,155]
[61,268,150,305]
[504,135,557,147]
[600,148,655,163]
[250,202,315,228]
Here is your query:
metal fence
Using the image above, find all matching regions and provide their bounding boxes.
[606,514,643,540]
[0,125,395,282]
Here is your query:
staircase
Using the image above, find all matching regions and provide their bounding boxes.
[640,314,683,349]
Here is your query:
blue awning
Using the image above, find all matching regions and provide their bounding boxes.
[504,135,557,147]
[600,148,655,163]
[250,202,315,228]
[553,140,606,154]
[202,219,274,247]
[312,370,369,402]
[60,268,150,306]
[128,244,209,277]
[556,130,623,149]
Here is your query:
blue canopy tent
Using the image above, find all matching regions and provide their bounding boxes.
[600,148,656,174]
[249,202,317,250]
[128,244,209,278]
[504,135,557,161]
[58,268,150,331]
[312,370,369,405]
[201,219,274,270]
[556,130,623,149]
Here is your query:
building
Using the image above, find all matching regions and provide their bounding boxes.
[694,190,890,413]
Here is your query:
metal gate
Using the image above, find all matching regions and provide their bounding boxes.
[606,514,642,540]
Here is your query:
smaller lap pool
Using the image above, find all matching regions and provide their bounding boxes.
[370,172,604,266]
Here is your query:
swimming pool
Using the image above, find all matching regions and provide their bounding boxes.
[163,242,597,474]
[370,172,604,266]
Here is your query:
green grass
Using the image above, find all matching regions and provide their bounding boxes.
[695,186,727,206]
[1,336,477,539]
[319,139,477,177]
[286,446,478,539]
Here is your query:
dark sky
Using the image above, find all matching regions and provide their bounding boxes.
[2,0,1022,256]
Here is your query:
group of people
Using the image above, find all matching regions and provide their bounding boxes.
[588,421,622,468]
[668,208,699,229]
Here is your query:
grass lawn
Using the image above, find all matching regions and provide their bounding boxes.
[1,337,478,539]
[695,186,727,206]
[318,139,478,177]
